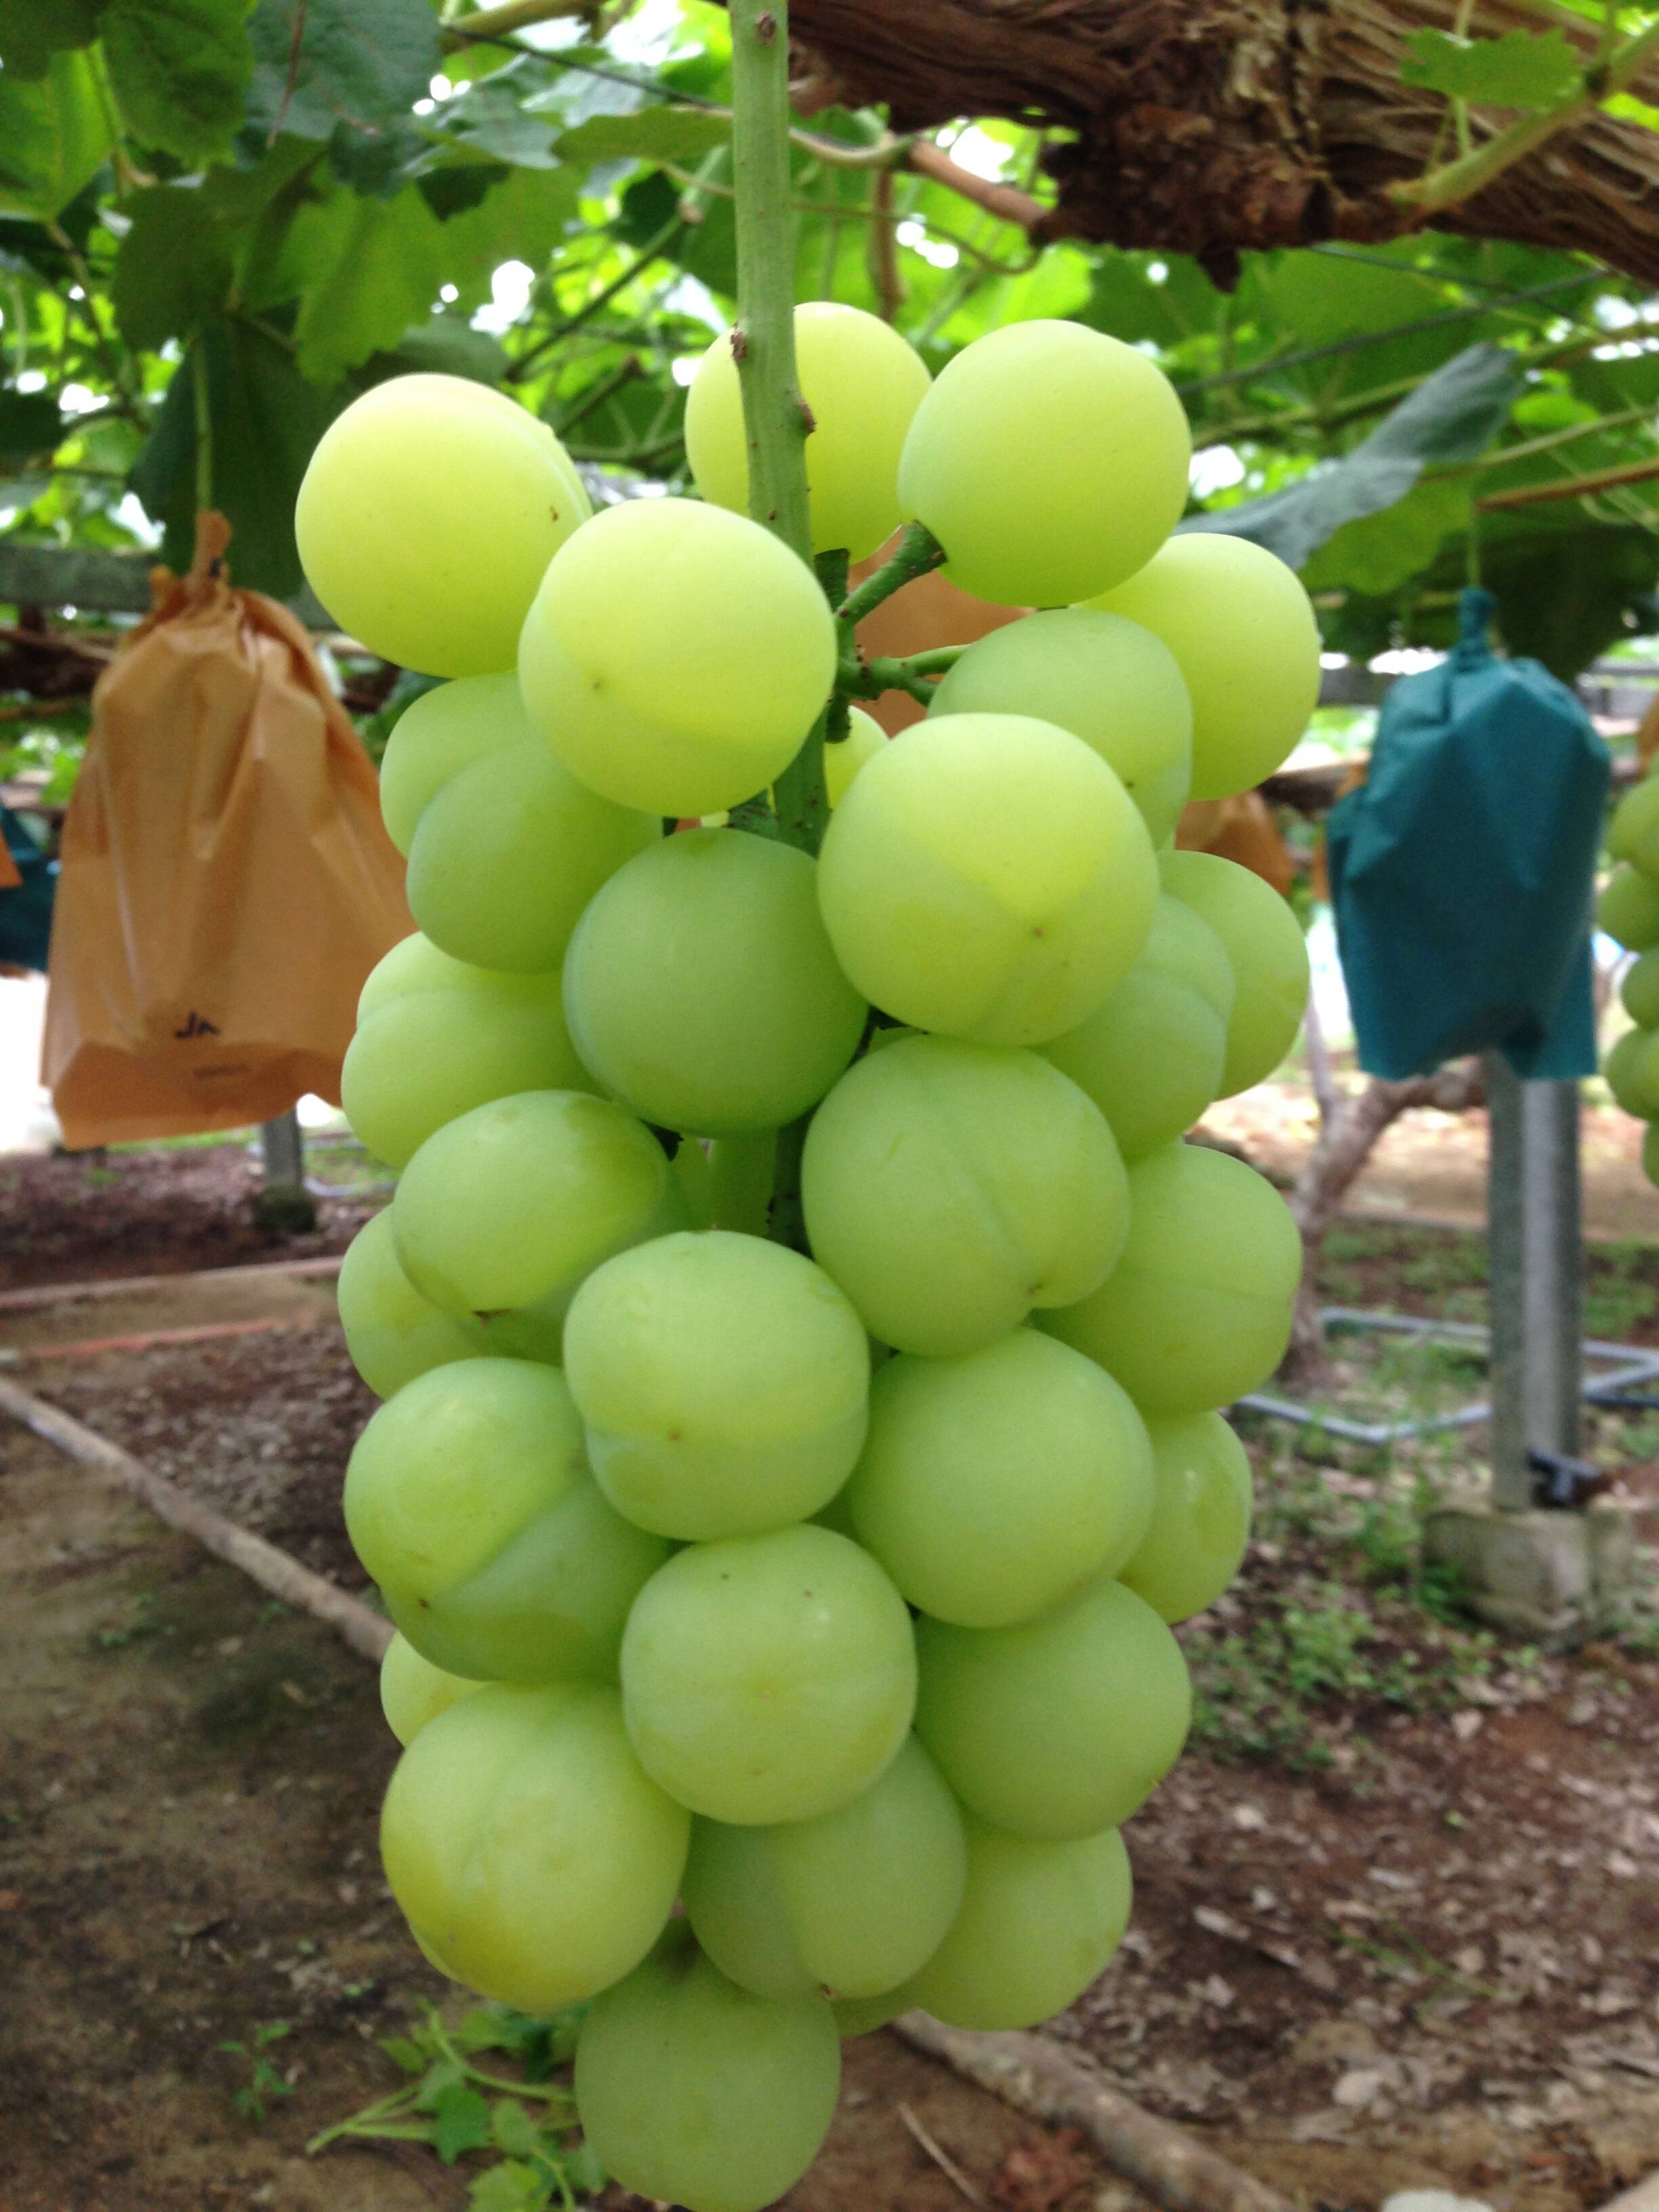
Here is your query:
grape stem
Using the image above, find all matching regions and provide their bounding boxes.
[839,643,966,706]
[834,518,947,634]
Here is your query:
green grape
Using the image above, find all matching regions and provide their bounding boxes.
[826,706,885,808]
[357,933,571,1023]
[1600,863,1659,951]
[377,673,533,857]
[686,301,931,560]
[1042,1141,1301,1414]
[682,1736,967,2001]
[897,1816,1132,2032]
[848,1331,1153,1628]
[928,609,1193,844]
[896,320,1191,606]
[1119,1412,1253,1624]
[574,1921,840,2212]
[344,1359,668,1682]
[295,374,590,678]
[1088,532,1322,800]
[801,1034,1130,1357]
[1041,893,1234,1158]
[562,830,867,1136]
[562,1230,869,1540]
[392,1090,686,1324]
[620,1525,916,1824]
[1610,774,1659,874]
[816,713,1159,1046]
[1646,1120,1659,1187]
[1606,1025,1659,1119]
[1624,947,1659,1030]
[337,1210,491,1398]
[381,1681,688,2011]
[380,1631,484,1747]
[1159,849,1309,1096]
[914,1579,1190,1839]
[407,738,659,975]
[518,497,837,817]
[832,1988,907,2038]
[342,982,589,1170]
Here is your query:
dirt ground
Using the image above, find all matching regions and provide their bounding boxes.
[5,1136,1659,2212]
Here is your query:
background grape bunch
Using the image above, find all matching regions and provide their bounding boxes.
[300,300,1321,2212]
[1601,773,1659,1186]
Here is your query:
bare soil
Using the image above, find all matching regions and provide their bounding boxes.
[5,1143,1659,2211]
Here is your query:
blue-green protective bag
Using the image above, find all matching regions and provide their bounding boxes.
[0,800,56,973]
[1327,588,1609,1080]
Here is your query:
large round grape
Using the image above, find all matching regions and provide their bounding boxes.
[827,706,885,807]
[377,674,532,857]
[1606,1025,1659,1119]
[817,713,1158,1046]
[1089,533,1321,800]
[392,1090,685,1324]
[1160,849,1309,1096]
[1624,947,1659,1029]
[620,1525,916,1825]
[345,1359,668,1682]
[381,1682,687,2011]
[1042,893,1234,1158]
[682,1736,967,2001]
[337,1210,491,1398]
[564,1231,869,1540]
[380,1631,484,1747]
[357,933,572,1024]
[1610,775,1659,875]
[407,739,658,975]
[897,321,1190,606]
[687,302,931,560]
[928,609,1193,844]
[342,980,589,1170]
[1647,1122,1659,1189]
[898,1816,1132,2032]
[575,1921,840,2212]
[915,1579,1190,1839]
[848,1331,1153,1627]
[295,374,589,677]
[1600,863,1659,952]
[1043,1141,1301,1414]
[1120,1412,1253,1624]
[801,1034,1130,1357]
[562,830,866,1136]
[518,499,836,817]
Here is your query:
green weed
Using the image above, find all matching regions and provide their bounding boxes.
[220,2020,293,2123]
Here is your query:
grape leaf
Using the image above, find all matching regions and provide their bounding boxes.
[100,0,253,161]
[111,185,234,349]
[0,51,112,222]
[243,0,438,144]
[553,106,729,166]
[0,390,66,466]
[0,0,107,79]
[431,2083,494,2165]
[287,185,445,383]
[1400,28,1582,110]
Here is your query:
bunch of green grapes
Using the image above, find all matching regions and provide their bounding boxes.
[300,306,1318,2212]
[1600,770,1659,1186]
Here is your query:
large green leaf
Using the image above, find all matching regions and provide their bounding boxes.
[287,186,444,382]
[129,319,338,596]
[0,49,112,220]
[243,0,438,143]
[1400,27,1582,110]
[1185,343,1523,569]
[0,0,106,78]
[100,0,253,161]
[554,106,729,166]
[111,184,234,349]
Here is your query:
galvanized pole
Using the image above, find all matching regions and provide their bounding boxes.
[1484,1055,1582,1509]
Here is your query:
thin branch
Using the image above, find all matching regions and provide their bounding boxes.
[907,139,1044,229]
[1477,451,1659,508]
[867,165,904,321]
[1393,16,1659,215]
[440,0,602,45]
[506,215,684,384]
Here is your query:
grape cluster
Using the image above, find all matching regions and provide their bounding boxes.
[300,306,1318,2212]
[1601,773,1659,1187]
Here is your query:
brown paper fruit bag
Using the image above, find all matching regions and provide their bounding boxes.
[43,513,411,1147]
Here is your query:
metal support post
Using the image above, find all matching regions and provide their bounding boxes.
[1485,1055,1582,1510]
[256,1108,316,1233]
